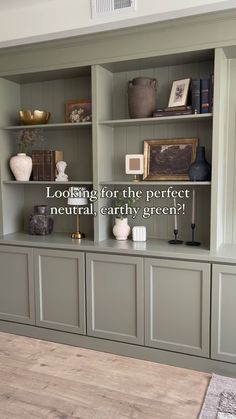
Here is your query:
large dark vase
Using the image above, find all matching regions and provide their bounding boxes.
[188,146,211,181]
[128,77,157,118]
[29,205,54,235]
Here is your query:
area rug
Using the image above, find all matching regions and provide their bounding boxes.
[199,374,236,419]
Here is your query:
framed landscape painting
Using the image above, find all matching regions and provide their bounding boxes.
[143,138,198,180]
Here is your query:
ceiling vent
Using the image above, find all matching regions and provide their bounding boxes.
[91,0,136,18]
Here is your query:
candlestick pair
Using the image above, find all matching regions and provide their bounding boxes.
[169,224,201,246]
[169,188,200,245]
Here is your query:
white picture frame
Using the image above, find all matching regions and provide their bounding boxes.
[125,154,144,174]
[168,78,191,108]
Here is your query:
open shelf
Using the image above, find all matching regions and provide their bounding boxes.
[3,180,93,185]
[99,181,211,186]
[100,114,213,127]
[2,122,92,130]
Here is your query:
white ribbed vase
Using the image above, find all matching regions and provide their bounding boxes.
[10,153,32,181]
[113,217,131,241]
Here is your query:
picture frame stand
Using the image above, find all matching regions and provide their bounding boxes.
[186,223,201,246]
[133,174,141,182]
[169,229,183,245]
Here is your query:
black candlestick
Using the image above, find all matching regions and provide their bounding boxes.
[186,223,201,246]
[169,229,183,245]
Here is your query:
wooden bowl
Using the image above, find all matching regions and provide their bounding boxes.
[19,110,51,125]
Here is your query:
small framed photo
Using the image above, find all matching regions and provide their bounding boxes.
[143,138,198,181]
[168,78,191,108]
[125,154,144,174]
[65,100,92,123]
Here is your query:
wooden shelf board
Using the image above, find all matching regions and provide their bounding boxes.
[2,122,92,130]
[100,114,213,127]
[2,180,93,185]
[100,181,211,186]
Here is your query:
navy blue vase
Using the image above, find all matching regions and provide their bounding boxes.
[188,146,211,181]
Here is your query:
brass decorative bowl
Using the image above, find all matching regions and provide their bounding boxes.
[19,110,51,125]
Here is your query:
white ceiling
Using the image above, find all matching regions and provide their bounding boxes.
[0,0,53,10]
[0,0,235,48]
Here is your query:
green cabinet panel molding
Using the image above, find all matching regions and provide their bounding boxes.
[145,258,211,357]
[0,245,35,324]
[211,264,236,363]
[34,249,86,334]
[86,252,144,345]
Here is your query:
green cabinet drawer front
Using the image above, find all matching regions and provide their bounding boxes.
[34,249,86,334]
[145,258,211,357]
[86,253,144,344]
[212,264,236,363]
[0,245,35,324]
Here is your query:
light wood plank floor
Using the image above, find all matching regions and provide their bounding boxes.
[0,332,210,419]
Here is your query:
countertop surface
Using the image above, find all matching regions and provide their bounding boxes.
[0,232,236,264]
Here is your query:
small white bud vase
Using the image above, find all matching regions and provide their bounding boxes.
[10,153,32,181]
[113,217,131,241]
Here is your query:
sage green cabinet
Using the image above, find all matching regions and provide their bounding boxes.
[0,245,35,324]
[34,249,86,334]
[145,258,211,357]
[211,264,236,363]
[86,252,144,344]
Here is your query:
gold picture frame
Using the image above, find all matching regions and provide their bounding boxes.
[143,138,198,181]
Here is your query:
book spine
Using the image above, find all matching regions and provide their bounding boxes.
[201,78,210,114]
[32,150,44,181]
[191,79,201,114]
[43,150,54,181]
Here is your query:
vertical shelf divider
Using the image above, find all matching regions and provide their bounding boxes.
[92,64,114,242]
[210,48,229,252]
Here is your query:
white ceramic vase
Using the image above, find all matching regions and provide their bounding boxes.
[113,217,131,241]
[10,153,32,181]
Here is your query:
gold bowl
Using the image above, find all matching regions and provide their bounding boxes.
[19,110,51,125]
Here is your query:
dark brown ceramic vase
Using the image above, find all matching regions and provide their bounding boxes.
[128,77,157,118]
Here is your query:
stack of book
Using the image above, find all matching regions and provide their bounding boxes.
[153,75,213,118]
[153,106,193,117]
[191,76,214,114]
[31,150,63,181]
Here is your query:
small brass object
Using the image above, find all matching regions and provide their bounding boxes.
[19,110,51,125]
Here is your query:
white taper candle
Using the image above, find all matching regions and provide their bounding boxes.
[173,198,178,230]
[192,189,196,225]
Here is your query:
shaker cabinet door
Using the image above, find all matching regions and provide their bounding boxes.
[0,245,35,324]
[86,252,144,345]
[34,249,86,334]
[211,264,236,363]
[145,258,211,357]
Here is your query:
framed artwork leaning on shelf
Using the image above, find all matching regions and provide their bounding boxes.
[143,138,198,181]
[65,100,92,123]
[168,78,191,107]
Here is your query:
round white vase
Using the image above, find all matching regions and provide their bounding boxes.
[10,153,32,181]
[113,217,131,241]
